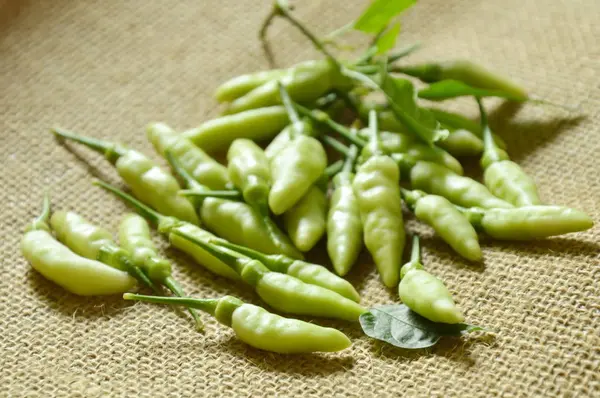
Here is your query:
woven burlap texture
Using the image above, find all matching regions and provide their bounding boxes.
[1,0,599,396]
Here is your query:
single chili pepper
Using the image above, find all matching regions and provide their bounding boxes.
[410,161,514,209]
[477,99,541,207]
[268,84,328,215]
[147,122,231,190]
[429,108,507,149]
[119,213,203,329]
[168,233,366,321]
[356,128,463,175]
[461,206,593,240]
[94,180,242,280]
[352,110,405,288]
[283,185,327,252]
[215,68,288,103]
[227,138,272,215]
[401,189,482,261]
[436,125,484,157]
[394,60,528,101]
[212,240,360,302]
[49,211,159,292]
[21,194,136,296]
[167,151,302,259]
[327,145,363,276]
[181,106,289,153]
[124,294,351,353]
[51,127,199,225]
[399,236,465,324]
[264,119,316,161]
[224,60,351,115]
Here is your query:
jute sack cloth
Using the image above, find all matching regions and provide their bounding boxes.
[0,0,598,396]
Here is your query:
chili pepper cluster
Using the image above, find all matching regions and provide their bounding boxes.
[21,0,594,353]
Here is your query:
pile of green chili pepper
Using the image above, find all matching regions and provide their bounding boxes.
[21,0,594,354]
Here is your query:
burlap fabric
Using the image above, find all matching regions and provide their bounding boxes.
[1,0,598,396]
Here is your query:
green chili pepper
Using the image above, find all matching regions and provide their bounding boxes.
[51,127,199,225]
[356,128,463,175]
[215,68,288,103]
[227,138,272,215]
[118,213,203,329]
[327,145,363,276]
[461,206,593,240]
[124,294,351,353]
[477,99,541,207]
[268,84,327,215]
[401,189,481,261]
[225,60,350,115]
[171,232,366,321]
[264,119,316,161]
[283,185,327,252]
[429,108,507,150]
[410,161,514,209]
[167,150,302,259]
[353,111,405,288]
[49,210,158,291]
[181,106,289,153]
[212,240,360,302]
[147,122,231,190]
[395,60,528,101]
[399,236,465,324]
[21,194,136,296]
[436,126,484,157]
[94,180,241,281]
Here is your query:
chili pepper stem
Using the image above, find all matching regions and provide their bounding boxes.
[476,98,504,161]
[277,81,301,128]
[124,293,219,316]
[179,189,242,200]
[93,180,163,226]
[342,145,358,174]
[122,253,162,294]
[211,239,277,267]
[163,277,204,331]
[27,191,51,232]
[258,7,278,66]
[295,103,366,147]
[367,109,384,156]
[168,230,245,275]
[324,159,344,178]
[322,136,351,156]
[164,150,203,191]
[410,235,421,264]
[51,127,126,163]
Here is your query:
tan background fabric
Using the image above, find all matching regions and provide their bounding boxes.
[1,0,599,396]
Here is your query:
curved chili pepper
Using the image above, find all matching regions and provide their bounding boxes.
[124,294,351,353]
[51,127,199,225]
[147,122,231,190]
[399,236,465,324]
[477,99,541,207]
[21,194,135,296]
[215,68,288,103]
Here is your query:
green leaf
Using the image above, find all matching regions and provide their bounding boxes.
[375,23,401,54]
[379,66,449,144]
[359,304,483,349]
[418,79,526,101]
[354,0,416,34]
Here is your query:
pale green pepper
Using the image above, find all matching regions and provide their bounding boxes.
[401,189,481,261]
[215,68,288,103]
[477,99,541,207]
[268,84,327,215]
[212,240,360,302]
[124,294,351,353]
[147,122,231,190]
[327,145,363,276]
[51,127,199,225]
[353,111,405,288]
[264,119,316,161]
[283,186,327,252]
[399,236,465,324]
[182,106,289,153]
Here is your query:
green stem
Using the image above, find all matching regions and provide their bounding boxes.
[165,150,205,191]
[163,276,204,331]
[399,188,425,211]
[124,293,219,316]
[51,127,126,164]
[322,136,351,156]
[277,81,301,127]
[387,43,421,64]
[342,145,358,174]
[410,235,421,264]
[325,159,344,178]
[274,0,341,68]
[210,240,276,269]
[476,98,499,154]
[179,189,242,200]
[295,103,366,147]
[93,180,163,226]
[169,230,244,275]
[367,109,384,156]
[259,7,278,66]
[27,192,51,232]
